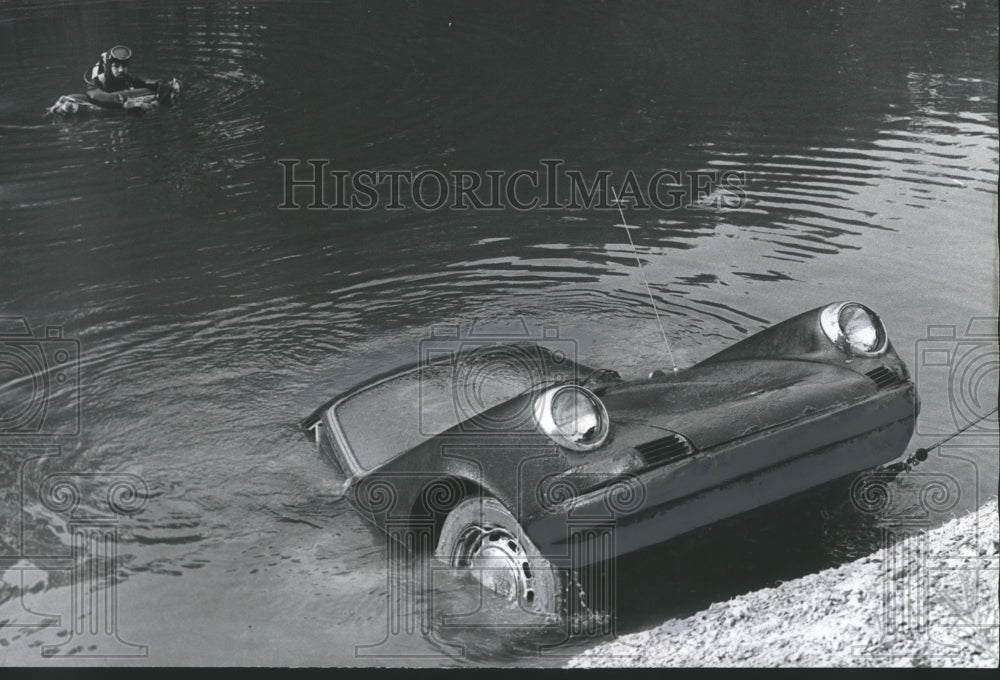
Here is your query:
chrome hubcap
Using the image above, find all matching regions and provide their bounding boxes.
[455,525,537,607]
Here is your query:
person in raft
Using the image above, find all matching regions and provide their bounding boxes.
[85,45,164,106]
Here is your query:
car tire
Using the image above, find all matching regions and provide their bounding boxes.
[435,496,562,617]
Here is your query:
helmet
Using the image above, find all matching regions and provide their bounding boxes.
[107,45,132,64]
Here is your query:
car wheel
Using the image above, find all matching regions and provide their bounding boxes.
[435,496,561,617]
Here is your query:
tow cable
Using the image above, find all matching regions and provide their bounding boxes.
[878,407,998,475]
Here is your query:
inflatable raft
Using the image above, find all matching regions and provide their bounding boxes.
[45,77,181,117]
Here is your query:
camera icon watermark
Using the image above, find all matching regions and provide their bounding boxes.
[0,317,80,437]
[416,319,580,435]
[914,318,998,437]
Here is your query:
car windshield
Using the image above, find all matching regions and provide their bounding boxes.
[334,344,585,472]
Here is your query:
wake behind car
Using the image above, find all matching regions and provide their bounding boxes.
[301,301,917,616]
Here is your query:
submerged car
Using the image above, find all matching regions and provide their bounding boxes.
[301,302,917,616]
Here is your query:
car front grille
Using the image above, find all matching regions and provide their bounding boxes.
[634,433,696,468]
[865,365,902,389]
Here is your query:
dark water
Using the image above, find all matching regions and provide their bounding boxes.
[0,0,997,666]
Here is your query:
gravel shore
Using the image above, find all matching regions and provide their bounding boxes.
[567,497,999,668]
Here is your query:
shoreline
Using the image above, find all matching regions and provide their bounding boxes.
[566,497,999,668]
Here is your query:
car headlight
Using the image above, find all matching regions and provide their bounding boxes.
[533,385,610,451]
[820,302,888,356]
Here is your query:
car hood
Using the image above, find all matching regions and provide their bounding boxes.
[598,358,882,450]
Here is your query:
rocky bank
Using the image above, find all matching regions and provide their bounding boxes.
[567,497,999,668]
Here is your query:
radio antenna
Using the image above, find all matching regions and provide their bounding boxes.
[610,187,679,372]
